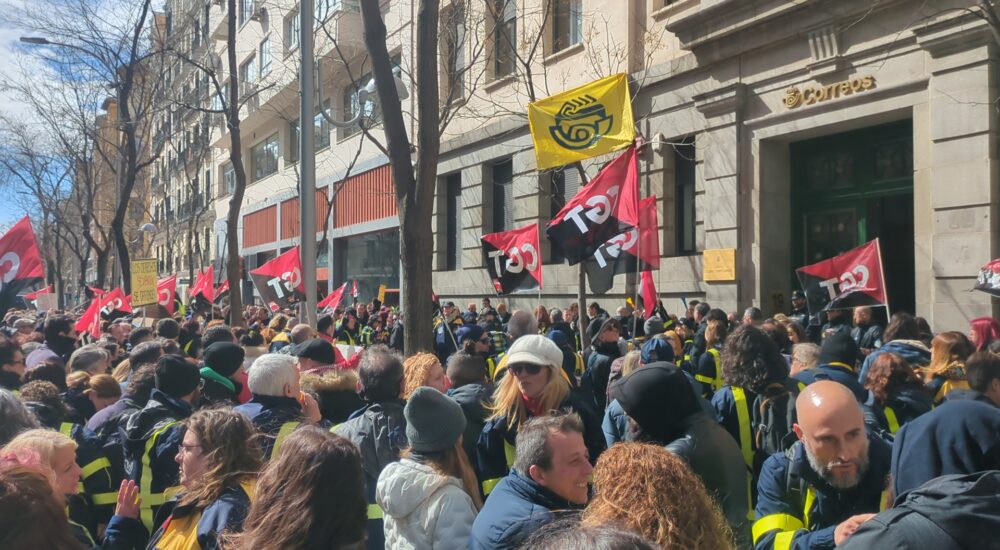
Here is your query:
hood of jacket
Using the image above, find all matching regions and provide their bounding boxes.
[337,399,408,481]
[124,388,192,442]
[891,385,934,413]
[378,458,464,519]
[447,384,490,421]
[24,400,64,430]
[880,340,931,365]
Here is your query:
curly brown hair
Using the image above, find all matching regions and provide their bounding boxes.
[864,352,923,406]
[178,409,262,509]
[721,325,789,393]
[582,442,735,550]
[402,353,442,399]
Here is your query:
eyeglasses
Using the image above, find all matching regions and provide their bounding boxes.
[478,337,492,344]
[509,363,544,376]
[179,443,201,454]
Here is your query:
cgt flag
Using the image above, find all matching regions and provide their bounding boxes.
[585,195,660,294]
[319,282,349,312]
[0,216,46,314]
[482,223,543,295]
[76,288,133,337]
[157,275,177,317]
[796,239,888,318]
[214,278,230,305]
[25,284,54,301]
[190,267,216,303]
[528,73,635,170]
[974,258,1000,297]
[547,146,639,265]
[250,247,305,312]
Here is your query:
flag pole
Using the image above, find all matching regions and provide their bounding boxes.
[632,212,642,339]
[875,238,891,318]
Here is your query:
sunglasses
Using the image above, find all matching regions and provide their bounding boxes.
[478,337,492,344]
[509,363,544,376]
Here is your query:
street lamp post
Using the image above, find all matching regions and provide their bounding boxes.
[299,0,318,328]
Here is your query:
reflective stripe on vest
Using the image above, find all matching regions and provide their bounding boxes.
[140,421,179,530]
[59,422,73,438]
[482,440,518,496]
[731,387,754,469]
[883,406,901,434]
[272,421,301,459]
[751,513,804,547]
[707,348,723,390]
[487,357,497,380]
[368,503,384,520]
[803,487,816,528]
[574,353,584,377]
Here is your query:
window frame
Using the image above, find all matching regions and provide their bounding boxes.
[250,133,280,182]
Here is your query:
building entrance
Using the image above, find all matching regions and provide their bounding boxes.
[791,120,915,315]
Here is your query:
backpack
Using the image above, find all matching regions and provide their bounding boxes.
[752,380,800,460]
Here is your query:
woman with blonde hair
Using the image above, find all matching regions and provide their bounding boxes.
[402,352,450,398]
[145,408,262,549]
[583,442,735,550]
[377,387,481,547]
[477,335,605,497]
[920,331,976,404]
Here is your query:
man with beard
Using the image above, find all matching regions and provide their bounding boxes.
[752,381,890,550]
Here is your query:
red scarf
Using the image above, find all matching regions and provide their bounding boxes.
[521,394,545,417]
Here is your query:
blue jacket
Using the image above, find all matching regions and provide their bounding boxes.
[857,340,931,383]
[468,469,580,550]
[862,385,933,438]
[890,399,1000,498]
[794,363,867,402]
[752,434,891,550]
[146,483,254,550]
[233,394,304,460]
[602,399,628,447]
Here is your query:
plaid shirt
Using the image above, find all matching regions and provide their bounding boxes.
[489,330,508,354]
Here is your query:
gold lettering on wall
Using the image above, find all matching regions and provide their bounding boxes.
[783,76,876,109]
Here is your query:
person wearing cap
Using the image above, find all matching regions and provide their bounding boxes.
[234,353,323,460]
[788,290,809,328]
[433,300,464,363]
[336,310,362,347]
[294,338,347,374]
[13,317,36,338]
[794,332,867,401]
[123,354,201,530]
[199,342,246,406]
[582,317,625,410]
[477,335,605,497]
[457,324,501,380]
[614,363,750,545]
[376,387,481,548]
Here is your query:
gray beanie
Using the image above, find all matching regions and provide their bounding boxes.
[644,316,665,337]
[405,387,466,453]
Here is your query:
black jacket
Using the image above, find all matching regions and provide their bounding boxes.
[233,394,304,460]
[582,340,623,410]
[890,399,1000,498]
[447,383,491,466]
[0,369,21,391]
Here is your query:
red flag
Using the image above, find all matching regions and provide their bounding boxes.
[795,239,887,315]
[250,247,304,311]
[0,216,46,312]
[25,284,54,300]
[75,297,103,338]
[639,271,657,312]
[585,195,659,294]
[351,280,359,298]
[190,267,215,303]
[546,146,639,265]
[157,275,177,316]
[638,195,660,270]
[99,288,133,317]
[214,278,230,305]
[482,223,543,294]
[319,282,349,312]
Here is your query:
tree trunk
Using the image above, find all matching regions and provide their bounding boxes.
[94,248,110,289]
[224,0,246,328]
[360,0,440,354]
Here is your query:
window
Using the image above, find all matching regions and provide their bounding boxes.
[251,134,279,182]
[492,158,513,232]
[223,163,236,195]
[204,170,212,207]
[259,35,272,77]
[239,0,254,25]
[551,0,583,53]
[288,119,300,162]
[285,11,300,51]
[204,228,211,259]
[203,4,210,40]
[444,173,462,270]
[492,0,516,78]
[548,167,580,262]
[675,139,697,255]
[443,5,466,100]
[239,56,256,95]
[315,99,331,149]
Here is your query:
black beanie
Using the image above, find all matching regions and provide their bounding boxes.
[614,362,701,443]
[818,332,860,367]
[202,342,246,377]
[155,354,201,398]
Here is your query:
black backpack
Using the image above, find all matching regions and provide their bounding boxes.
[752,379,801,459]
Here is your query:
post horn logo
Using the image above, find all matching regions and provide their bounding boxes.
[549,94,614,150]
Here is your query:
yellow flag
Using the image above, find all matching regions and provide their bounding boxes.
[528,73,635,170]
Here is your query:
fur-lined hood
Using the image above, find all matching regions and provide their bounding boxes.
[301,368,359,393]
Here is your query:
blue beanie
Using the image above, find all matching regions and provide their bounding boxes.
[456,324,485,345]
[548,329,571,348]
[641,337,675,364]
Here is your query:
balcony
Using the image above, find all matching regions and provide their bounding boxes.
[210,2,228,41]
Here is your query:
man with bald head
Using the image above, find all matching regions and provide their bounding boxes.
[752,381,891,550]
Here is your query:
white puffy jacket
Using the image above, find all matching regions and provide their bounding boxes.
[376,458,477,549]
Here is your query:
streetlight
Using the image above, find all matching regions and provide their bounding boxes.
[299,5,408,327]
[19,37,50,45]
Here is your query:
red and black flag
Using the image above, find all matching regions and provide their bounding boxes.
[319,282,349,312]
[482,223,543,295]
[0,217,45,314]
[99,288,133,319]
[974,258,1000,297]
[213,278,230,305]
[796,239,888,318]
[546,146,639,265]
[250,247,305,312]
[189,267,216,315]
[157,275,177,317]
[25,284,53,301]
[585,195,659,294]
[76,287,133,337]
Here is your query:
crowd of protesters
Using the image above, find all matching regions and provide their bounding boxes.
[1,289,1000,550]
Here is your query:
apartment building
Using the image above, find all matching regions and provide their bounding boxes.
[167,0,996,330]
